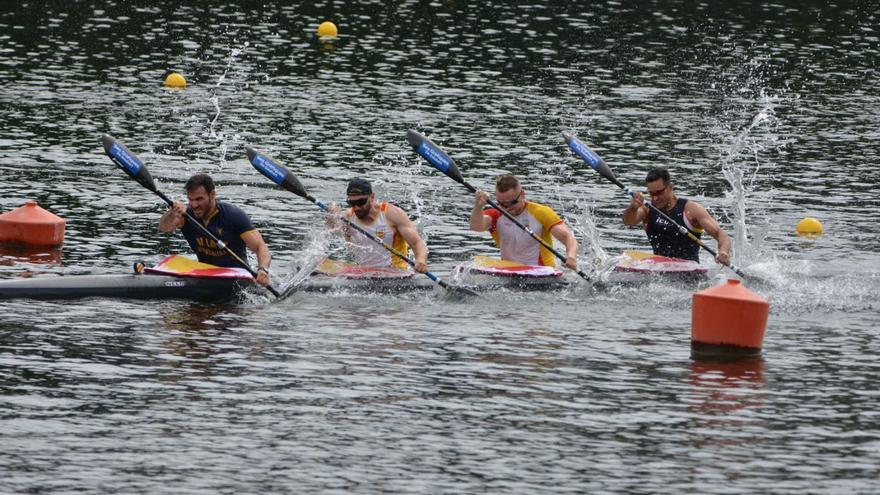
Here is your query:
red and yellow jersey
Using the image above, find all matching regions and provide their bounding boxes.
[484,201,564,268]
[346,202,410,270]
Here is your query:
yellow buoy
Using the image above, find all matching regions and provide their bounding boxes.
[317,21,338,38]
[163,71,186,89]
[796,217,823,237]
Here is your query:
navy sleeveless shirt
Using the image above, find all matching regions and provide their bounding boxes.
[645,198,702,262]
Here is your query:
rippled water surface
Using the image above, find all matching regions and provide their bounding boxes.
[1,1,878,493]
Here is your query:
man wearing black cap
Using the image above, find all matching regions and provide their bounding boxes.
[333,177,429,272]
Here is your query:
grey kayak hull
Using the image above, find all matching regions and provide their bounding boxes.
[0,274,253,303]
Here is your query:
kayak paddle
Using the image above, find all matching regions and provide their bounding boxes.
[406,130,592,282]
[246,147,478,298]
[561,131,748,279]
[101,134,281,297]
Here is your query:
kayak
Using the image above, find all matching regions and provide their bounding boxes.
[452,256,568,290]
[607,250,708,283]
[0,273,252,303]
[301,259,431,293]
[0,255,257,303]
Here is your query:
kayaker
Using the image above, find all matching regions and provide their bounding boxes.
[470,174,579,269]
[158,173,272,286]
[328,178,429,273]
[623,167,731,265]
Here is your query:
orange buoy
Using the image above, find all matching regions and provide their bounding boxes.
[0,201,66,247]
[691,279,769,355]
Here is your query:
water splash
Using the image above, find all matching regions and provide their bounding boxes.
[277,222,337,293]
[569,199,621,279]
[717,91,780,265]
[205,41,250,168]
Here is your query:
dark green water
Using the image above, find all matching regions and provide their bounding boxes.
[1,2,878,493]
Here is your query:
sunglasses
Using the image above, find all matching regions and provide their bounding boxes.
[346,197,370,207]
[646,185,668,197]
[497,190,522,208]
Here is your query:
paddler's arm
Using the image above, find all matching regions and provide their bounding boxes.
[470,190,492,232]
[242,230,272,286]
[622,192,647,226]
[686,201,732,266]
[158,201,186,232]
[386,205,428,273]
[550,222,580,270]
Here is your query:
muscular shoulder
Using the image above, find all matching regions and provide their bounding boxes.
[383,202,412,226]
[683,199,710,225]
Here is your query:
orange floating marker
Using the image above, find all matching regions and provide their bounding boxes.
[0,200,66,247]
[691,279,769,355]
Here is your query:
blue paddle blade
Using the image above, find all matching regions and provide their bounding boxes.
[406,130,465,183]
[245,147,309,199]
[101,134,158,192]
[561,132,618,184]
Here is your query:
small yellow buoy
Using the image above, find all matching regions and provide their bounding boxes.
[796,217,823,237]
[317,21,338,38]
[163,71,187,89]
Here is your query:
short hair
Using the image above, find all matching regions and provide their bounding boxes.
[185,174,215,193]
[495,174,520,193]
[645,167,671,185]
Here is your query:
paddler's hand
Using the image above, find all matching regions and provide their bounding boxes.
[159,200,187,231]
[715,251,730,266]
[564,255,578,270]
[414,258,428,273]
[256,267,270,286]
[325,203,343,229]
[474,189,489,209]
[628,191,645,209]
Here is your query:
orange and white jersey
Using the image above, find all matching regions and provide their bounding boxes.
[484,201,564,268]
[346,202,410,270]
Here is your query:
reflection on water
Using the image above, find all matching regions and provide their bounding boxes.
[689,356,765,416]
[687,356,766,447]
[158,304,265,365]
[0,245,63,265]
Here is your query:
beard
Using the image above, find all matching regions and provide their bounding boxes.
[353,207,371,220]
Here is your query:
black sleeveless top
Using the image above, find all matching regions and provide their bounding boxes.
[645,198,702,262]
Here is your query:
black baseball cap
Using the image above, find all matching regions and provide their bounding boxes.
[346,178,372,196]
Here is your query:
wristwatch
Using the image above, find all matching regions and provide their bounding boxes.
[258,266,270,274]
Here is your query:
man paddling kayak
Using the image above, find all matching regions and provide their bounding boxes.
[470,175,579,270]
[329,178,429,273]
[623,167,731,265]
[158,173,273,286]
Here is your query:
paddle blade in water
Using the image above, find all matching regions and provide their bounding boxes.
[101,134,158,192]
[406,130,465,184]
[246,147,309,199]
[561,132,618,184]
